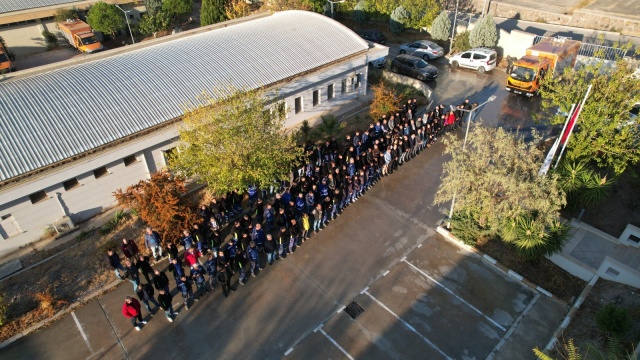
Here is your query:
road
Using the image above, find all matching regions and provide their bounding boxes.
[0,53,564,360]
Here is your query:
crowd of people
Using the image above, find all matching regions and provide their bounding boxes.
[107,97,477,331]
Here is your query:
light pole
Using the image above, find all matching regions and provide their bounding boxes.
[446,95,496,228]
[449,0,460,55]
[115,4,135,44]
[327,0,345,19]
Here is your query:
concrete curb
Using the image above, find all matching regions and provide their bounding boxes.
[0,279,123,350]
[436,226,568,306]
[542,275,599,352]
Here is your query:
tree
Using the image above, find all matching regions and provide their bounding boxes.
[54,8,79,23]
[402,0,440,29]
[369,82,402,121]
[469,14,497,48]
[430,11,451,41]
[201,0,227,26]
[435,127,566,257]
[114,170,198,244]
[352,1,368,24]
[42,30,59,49]
[138,11,172,38]
[162,0,193,26]
[86,2,124,36]
[539,58,640,175]
[452,30,471,53]
[389,6,410,34]
[144,0,163,16]
[266,0,312,11]
[316,115,345,141]
[170,89,303,195]
[225,0,250,19]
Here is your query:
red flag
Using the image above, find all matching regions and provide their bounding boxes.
[561,105,581,144]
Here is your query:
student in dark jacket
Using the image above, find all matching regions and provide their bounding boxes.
[121,238,139,264]
[136,283,160,313]
[264,234,277,265]
[157,289,176,322]
[166,242,179,261]
[136,255,154,283]
[153,269,170,293]
[106,249,126,279]
[217,265,232,298]
[169,258,186,282]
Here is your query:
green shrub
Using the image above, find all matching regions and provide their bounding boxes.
[389,6,410,34]
[452,31,470,53]
[597,304,631,338]
[450,211,491,245]
[0,291,6,326]
[42,30,59,49]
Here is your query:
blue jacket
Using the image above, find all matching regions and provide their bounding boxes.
[252,228,266,246]
[246,246,259,262]
[144,231,161,248]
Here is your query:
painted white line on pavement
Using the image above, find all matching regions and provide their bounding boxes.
[72,311,94,354]
[284,348,294,356]
[364,291,453,360]
[360,287,369,294]
[318,328,355,360]
[402,259,507,332]
[487,293,540,359]
[337,306,346,313]
[382,270,390,276]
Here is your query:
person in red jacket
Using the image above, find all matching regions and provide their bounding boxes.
[122,296,147,331]
[183,247,202,269]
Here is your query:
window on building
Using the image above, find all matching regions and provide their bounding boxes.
[0,214,21,239]
[93,166,109,179]
[63,178,80,191]
[123,154,138,166]
[294,97,303,114]
[313,90,320,107]
[341,79,347,94]
[328,84,335,100]
[355,74,362,89]
[29,190,48,204]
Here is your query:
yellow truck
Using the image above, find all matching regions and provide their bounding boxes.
[0,42,15,73]
[58,19,103,53]
[506,38,580,97]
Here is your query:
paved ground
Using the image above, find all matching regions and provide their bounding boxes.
[0,52,564,360]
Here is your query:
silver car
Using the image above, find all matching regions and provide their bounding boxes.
[398,40,444,61]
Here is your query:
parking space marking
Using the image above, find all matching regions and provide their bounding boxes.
[314,325,355,360]
[402,259,507,332]
[486,293,540,360]
[71,311,94,355]
[363,290,453,360]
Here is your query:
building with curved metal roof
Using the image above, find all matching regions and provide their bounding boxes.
[0,10,386,255]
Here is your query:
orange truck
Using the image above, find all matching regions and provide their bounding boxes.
[506,38,580,97]
[58,19,103,53]
[0,42,15,73]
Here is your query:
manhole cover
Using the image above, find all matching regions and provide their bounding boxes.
[343,301,365,319]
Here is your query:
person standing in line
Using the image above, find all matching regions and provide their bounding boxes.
[106,249,126,279]
[246,241,261,277]
[277,226,290,259]
[136,283,160,314]
[301,213,310,242]
[153,269,170,293]
[180,230,194,250]
[289,218,301,251]
[264,234,277,265]
[121,238,139,264]
[217,265,232,298]
[122,296,147,331]
[190,263,209,298]
[157,289,177,322]
[124,260,140,291]
[169,258,186,283]
[166,242,179,261]
[176,275,197,310]
[136,254,154,283]
[311,204,323,234]
[204,254,218,289]
[143,227,163,261]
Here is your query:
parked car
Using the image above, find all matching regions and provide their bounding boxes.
[357,30,386,44]
[449,47,497,74]
[389,54,438,81]
[369,56,387,68]
[398,40,444,60]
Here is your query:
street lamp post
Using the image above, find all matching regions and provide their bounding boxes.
[327,0,345,19]
[446,95,496,228]
[115,5,135,45]
[449,0,460,55]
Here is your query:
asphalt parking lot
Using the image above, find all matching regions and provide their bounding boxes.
[288,233,567,360]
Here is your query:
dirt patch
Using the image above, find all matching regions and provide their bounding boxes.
[0,216,144,342]
[558,279,640,357]
[563,166,640,238]
[476,237,586,304]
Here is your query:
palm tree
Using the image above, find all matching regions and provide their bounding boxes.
[316,114,345,140]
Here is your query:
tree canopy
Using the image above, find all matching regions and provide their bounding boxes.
[540,58,640,175]
[369,82,403,121]
[138,11,172,37]
[430,11,451,41]
[200,0,227,26]
[389,6,410,34]
[469,14,497,48]
[86,2,124,36]
[169,89,303,195]
[162,0,193,25]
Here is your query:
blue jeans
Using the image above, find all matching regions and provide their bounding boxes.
[267,251,276,264]
[164,304,175,319]
[142,297,160,312]
[249,260,258,274]
[313,219,322,231]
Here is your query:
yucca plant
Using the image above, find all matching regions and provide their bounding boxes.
[579,172,614,207]
[504,215,570,260]
[316,114,345,140]
[533,338,581,360]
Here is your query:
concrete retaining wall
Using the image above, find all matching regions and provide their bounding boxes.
[381,71,433,101]
[497,28,537,58]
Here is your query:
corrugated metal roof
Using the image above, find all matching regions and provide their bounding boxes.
[0,0,81,14]
[0,11,368,182]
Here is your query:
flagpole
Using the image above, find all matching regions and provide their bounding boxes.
[554,84,592,169]
[539,103,575,175]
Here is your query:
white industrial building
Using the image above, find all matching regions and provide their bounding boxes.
[0,10,388,256]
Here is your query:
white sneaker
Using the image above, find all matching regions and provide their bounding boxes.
[167,317,173,323]
[141,320,147,325]
[135,326,141,331]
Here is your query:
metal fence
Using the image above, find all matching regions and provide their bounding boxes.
[533,35,627,61]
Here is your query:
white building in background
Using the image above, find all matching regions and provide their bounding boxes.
[0,10,388,256]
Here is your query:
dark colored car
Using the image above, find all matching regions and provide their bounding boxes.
[357,30,386,44]
[390,54,438,81]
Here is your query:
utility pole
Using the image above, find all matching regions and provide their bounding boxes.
[115,5,135,45]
